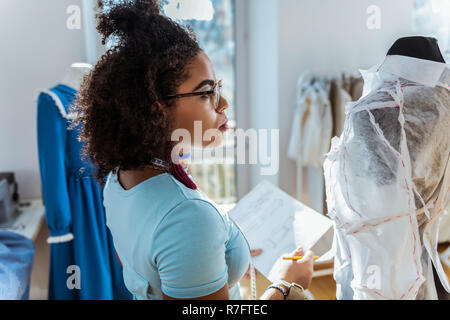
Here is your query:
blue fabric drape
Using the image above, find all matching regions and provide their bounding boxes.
[37,84,131,300]
[0,230,34,299]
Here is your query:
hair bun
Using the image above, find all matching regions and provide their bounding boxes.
[97,0,161,44]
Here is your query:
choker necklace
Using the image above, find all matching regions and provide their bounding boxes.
[148,153,189,172]
[148,158,169,172]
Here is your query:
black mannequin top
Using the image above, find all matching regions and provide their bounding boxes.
[387,36,445,63]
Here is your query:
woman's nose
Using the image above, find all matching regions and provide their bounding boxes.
[216,95,229,113]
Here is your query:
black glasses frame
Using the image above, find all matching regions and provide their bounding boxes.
[164,79,223,110]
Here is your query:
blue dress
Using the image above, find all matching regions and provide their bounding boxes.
[36,84,131,300]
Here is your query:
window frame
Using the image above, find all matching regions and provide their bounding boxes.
[234,0,251,200]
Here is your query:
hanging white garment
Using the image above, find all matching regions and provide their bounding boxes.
[332,85,352,138]
[324,55,450,300]
[288,76,333,202]
[438,205,450,243]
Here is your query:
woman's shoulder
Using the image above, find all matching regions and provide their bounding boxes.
[167,197,226,222]
[153,176,230,235]
[151,197,230,264]
[104,170,226,224]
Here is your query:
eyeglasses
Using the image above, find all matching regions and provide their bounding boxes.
[164,79,223,111]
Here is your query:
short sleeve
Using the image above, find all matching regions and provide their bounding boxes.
[151,199,229,298]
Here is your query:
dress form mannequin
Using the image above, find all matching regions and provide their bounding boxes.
[325,35,450,300]
[387,36,449,299]
[61,62,93,91]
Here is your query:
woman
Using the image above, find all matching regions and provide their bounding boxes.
[73,0,314,300]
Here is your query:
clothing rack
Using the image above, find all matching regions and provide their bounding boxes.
[288,72,364,214]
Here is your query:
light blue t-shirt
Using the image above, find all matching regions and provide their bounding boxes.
[103,169,251,300]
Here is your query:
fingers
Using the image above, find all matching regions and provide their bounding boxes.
[289,247,314,264]
[304,250,314,258]
[300,250,315,264]
[291,245,304,256]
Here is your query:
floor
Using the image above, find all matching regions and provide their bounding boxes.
[29,220,50,300]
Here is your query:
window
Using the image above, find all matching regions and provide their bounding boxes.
[163,0,238,204]
[412,0,450,61]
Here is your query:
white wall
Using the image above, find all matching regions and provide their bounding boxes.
[0,0,89,199]
[247,0,279,188]
[246,0,417,206]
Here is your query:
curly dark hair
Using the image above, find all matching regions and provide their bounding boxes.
[71,0,201,186]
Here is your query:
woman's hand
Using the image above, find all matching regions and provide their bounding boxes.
[269,246,314,289]
[244,249,263,280]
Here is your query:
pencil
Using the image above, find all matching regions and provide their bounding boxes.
[282,256,319,260]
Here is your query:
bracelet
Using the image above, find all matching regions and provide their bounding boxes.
[266,284,287,300]
[275,279,292,288]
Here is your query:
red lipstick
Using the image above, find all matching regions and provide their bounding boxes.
[219,121,229,131]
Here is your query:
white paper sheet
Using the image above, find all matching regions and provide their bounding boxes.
[229,180,333,281]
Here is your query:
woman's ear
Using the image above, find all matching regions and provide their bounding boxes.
[156,101,177,129]
[156,101,169,118]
